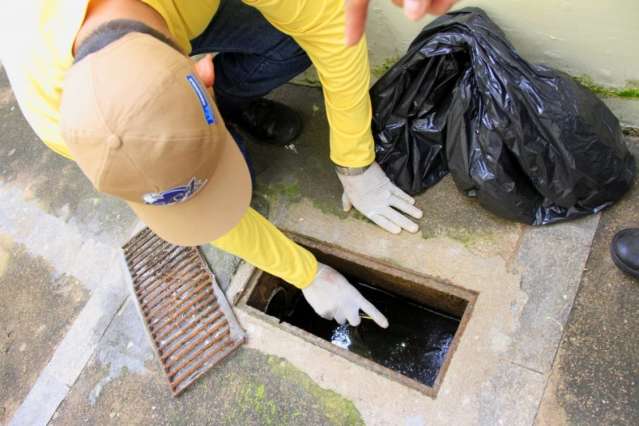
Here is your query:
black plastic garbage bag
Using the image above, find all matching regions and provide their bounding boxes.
[371,7,635,225]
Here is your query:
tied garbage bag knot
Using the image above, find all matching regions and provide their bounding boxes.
[371,7,635,225]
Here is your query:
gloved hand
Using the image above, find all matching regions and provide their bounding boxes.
[302,263,389,328]
[337,162,423,234]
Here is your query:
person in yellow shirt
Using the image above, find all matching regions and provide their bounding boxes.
[0,0,453,327]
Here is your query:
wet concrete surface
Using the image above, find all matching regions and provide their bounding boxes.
[537,138,639,426]
[0,236,89,423]
[50,300,363,426]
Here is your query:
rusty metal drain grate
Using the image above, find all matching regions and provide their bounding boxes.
[123,227,246,396]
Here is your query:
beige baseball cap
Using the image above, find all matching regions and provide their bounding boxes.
[60,32,252,246]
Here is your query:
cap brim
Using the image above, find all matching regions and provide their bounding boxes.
[127,133,252,246]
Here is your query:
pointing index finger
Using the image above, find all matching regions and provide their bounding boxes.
[357,296,389,328]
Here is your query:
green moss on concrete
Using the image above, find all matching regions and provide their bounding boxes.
[378,256,404,269]
[421,218,483,245]
[54,345,362,426]
[259,181,374,226]
[422,223,500,249]
[222,355,363,426]
[267,356,364,426]
[278,182,302,201]
[229,381,280,425]
[255,177,364,223]
[574,76,639,99]
[310,198,384,228]
[448,228,479,246]
[256,181,302,204]
[372,56,400,79]
[310,197,349,219]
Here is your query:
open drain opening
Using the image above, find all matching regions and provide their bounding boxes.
[259,276,459,387]
[241,233,476,396]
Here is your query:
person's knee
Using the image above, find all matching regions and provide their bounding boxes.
[285,49,311,75]
[267,35,311,70]
[270,45,311,78]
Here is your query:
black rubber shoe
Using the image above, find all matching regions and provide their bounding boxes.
[610,228,639,279]
[234,99,302,146]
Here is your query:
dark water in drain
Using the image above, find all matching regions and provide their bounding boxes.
[265,279,459,387]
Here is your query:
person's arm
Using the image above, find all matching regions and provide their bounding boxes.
[213,207,388,327]
[243,0,374,167]
[212,207,318,288]
[243,0,423,234]
[0,2,87,160]
[0,57,76,160]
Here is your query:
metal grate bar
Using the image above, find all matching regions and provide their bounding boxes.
[165,323,230,371]
[159,310,225,361]
[123,227,154,255]
[154,302,220,342]
[135,253,199,300]
[148,287,214,332]
[132,245,189,286]
[170,336,235,390]
[128,237,174,273]
[123,227,246,396]
[143,271,209,315]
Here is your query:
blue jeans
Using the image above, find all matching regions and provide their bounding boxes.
[190,0,312,182]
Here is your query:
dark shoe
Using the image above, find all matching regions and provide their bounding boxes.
[234,99,302,145]
[610,228,639,279]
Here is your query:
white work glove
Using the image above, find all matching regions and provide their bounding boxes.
[337,162,423,234]
[302,263,389,328]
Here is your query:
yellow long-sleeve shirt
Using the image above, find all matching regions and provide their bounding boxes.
[0,0,374,287]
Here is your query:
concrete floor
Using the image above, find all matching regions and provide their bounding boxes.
[537,149,639,425]
[1,65,637,425]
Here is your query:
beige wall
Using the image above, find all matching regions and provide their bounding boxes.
[294,1,639,126]
[366,0,639,88]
